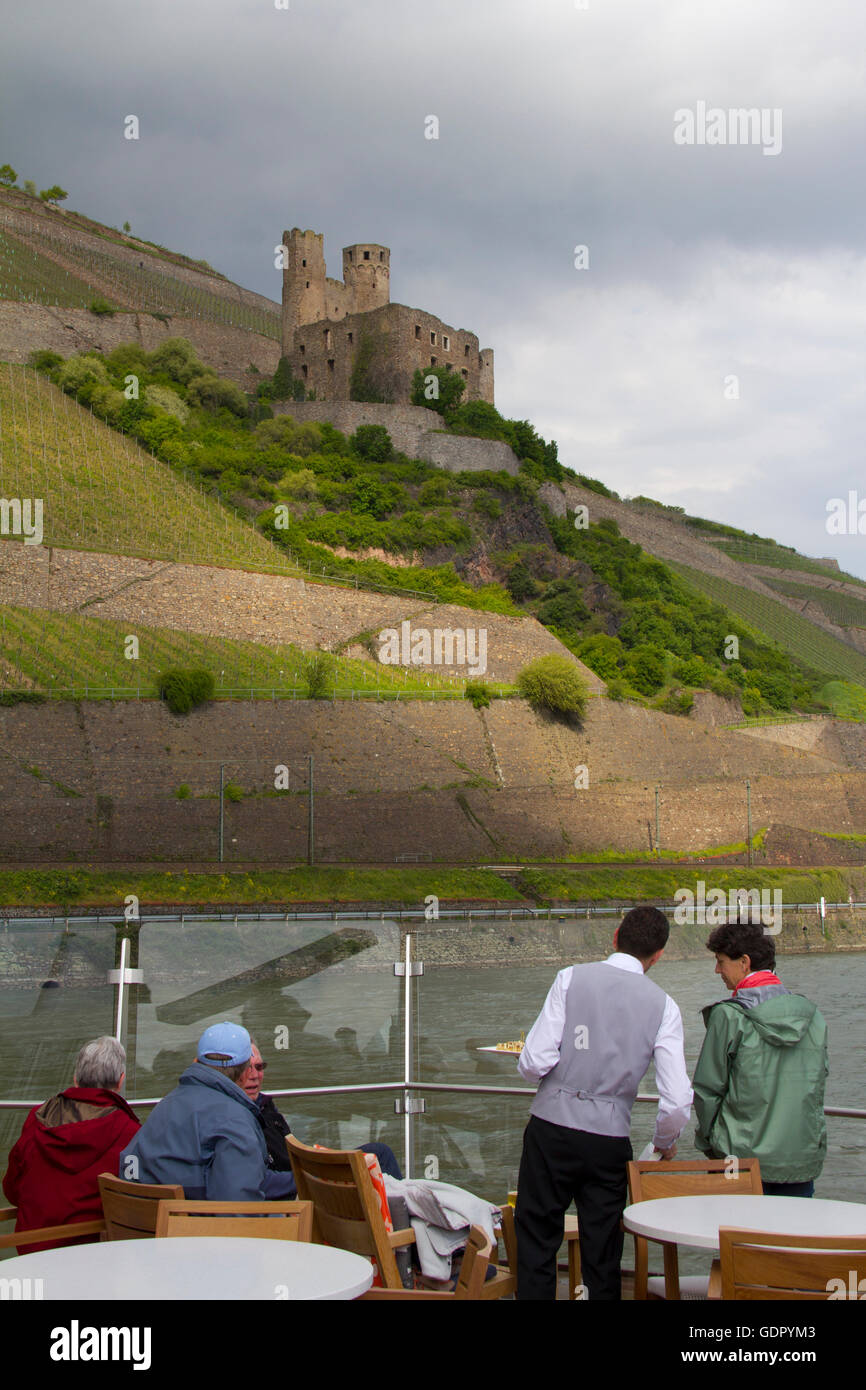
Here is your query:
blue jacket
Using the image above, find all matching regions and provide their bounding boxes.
[120,1063,268,1200]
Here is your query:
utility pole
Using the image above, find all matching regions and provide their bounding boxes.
[746,779,752,868]
[308,754,314,866]
[219,763,225,863]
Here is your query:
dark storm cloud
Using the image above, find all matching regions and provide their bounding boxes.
[3,0,865,572]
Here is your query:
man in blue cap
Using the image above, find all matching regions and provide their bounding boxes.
[120,1022,269,1200]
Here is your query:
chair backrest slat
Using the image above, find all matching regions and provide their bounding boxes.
[721,1228,866,1300]
[628,1157,763,1202]
[98,1172,184,1239]
[155,1200,313,1241]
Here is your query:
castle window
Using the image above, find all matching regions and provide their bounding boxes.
[324,329,332,349]
[431,357,437,366]
[363,250,370,260]
[300,344,305,355]
[443,336,450,351]
[464,344,470,356]
[445,364,452,372]
[347,331,353,344]
[301,365,308,379]
[306,281,310,289]
[430,332,436,345]
[347,250,353,261]
[302,259,307,267]
[461,369,468,378]
[327,359,335,373]
[379,251,383,261]
[415,325,421,339]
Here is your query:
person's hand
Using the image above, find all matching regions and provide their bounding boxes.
[654,1143,677,1161]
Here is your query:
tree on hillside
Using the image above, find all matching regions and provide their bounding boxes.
[39,185,68,205]
[410,365,465,417]
[122,221,131,233]
[0,164,16,187]
[272,356,294,400]
[23,180,36,197]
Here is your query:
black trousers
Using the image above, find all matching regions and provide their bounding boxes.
[515,1114,632,1300]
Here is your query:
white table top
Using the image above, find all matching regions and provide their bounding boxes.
[0,1237,375,1301]
[623,1195,866,1252]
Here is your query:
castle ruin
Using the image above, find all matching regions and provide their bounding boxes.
[280,228,494,406]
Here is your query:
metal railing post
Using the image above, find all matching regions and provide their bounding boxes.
[404,931,414,1179]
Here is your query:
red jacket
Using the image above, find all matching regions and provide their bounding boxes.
[2,1087,140,1251]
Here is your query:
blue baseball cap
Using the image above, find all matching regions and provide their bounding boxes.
[197,1022,252,1068]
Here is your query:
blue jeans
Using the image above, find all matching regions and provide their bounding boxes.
[762,1180,814,1197]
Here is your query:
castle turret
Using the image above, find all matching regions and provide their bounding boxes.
[342,243,390,315]
[281,228,326,354]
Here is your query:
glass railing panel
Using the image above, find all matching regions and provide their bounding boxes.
[130,916,404,1112]
[0,918,118,1207]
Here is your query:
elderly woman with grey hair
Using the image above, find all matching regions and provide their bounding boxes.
[3,1036,140,1251]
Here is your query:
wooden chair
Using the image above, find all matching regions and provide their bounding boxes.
[627,1158,763,1301]
[720,1228,866,1300]
[360,1225,500,1300]
[154,1200,313,1241]
[97,1173,185,1239]
[1,1204,106,1254]
[286,1135,515,1298]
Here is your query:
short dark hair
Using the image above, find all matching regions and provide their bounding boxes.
[706,921,775,972]
[617,905,670,960]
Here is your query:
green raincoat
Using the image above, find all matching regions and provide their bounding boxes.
[693,984,828,1184]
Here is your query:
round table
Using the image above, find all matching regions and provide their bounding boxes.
[623,1194,866,1252]
[0,1236,375,1301]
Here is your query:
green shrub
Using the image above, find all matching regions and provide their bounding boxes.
[88,297,115,316]
[350,424,393,462]
[537,578,589,631]
[464,679,492,709]
[605,678,627,702]
[55,354,110,402]
[506,562,538,603]
[28,349,64,373]
[517,655,588,718]
[577,633,626,681]
[624,644,666,696]
[157,668,215,714]
[0,691,47,706]
[223,782,244,803]
[410,365,465,416]
[88,384,127,425]
[305,652,332,699]
[186,373,248,417]
[174,784,192,800]
[145,384,190,424]
[147,338,204,385]
[472,493,501,520]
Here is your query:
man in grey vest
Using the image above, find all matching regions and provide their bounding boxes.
[514,905,692,1299]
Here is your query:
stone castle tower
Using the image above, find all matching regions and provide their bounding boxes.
[280,227,494,406]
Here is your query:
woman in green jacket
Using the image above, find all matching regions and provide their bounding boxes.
[693,921,828,1195]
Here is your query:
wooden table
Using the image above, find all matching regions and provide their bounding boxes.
[0,1236,375,1301]
[622,1195,866,1300]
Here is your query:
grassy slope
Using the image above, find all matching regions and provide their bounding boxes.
[0,364,284,569]
[0,866,523,909]
[0,604,509,698]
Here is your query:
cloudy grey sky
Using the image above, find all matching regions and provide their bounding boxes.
[4,0,866,575]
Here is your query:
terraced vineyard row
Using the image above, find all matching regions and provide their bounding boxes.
[0,364,282,569]
[707,535,866,587]
[0,220,281,338]
[762,577,866,629]
[0,230,99,308]
[669,562,866,685]
[0,605,493,700]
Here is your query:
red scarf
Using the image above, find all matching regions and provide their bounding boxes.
[733,970,781,993]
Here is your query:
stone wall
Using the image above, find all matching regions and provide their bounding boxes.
[0,302,279,388]
[0,542,594,686]
[270,399,520,470]
[0,696,863,864]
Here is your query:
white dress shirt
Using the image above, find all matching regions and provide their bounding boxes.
[518,952,693,1150]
